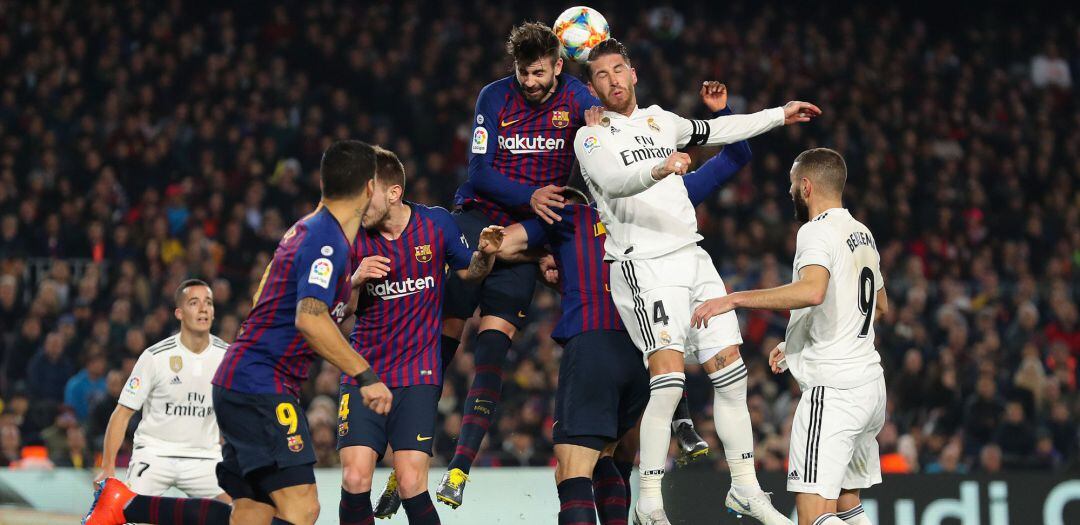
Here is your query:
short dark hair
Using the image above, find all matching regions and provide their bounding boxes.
[175,279,210,307]
[319,140,377,200]
[373,146,405,190]
[792,148,847,195]
[586,38,632,78]
[506,22,561,66]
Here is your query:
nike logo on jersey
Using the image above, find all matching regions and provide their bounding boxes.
[500,118,521,127]
[416,434,433,442]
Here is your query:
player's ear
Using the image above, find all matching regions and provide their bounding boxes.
[553,56,564,76]
[174,307,182,322]
[630,67,638,85]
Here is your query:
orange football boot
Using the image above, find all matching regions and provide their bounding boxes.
[82,477,135,525]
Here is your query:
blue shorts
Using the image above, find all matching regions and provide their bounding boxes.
[443,209,537,328]
[553,330,650,451]
[213,386,316,504]
[336,383,440,460]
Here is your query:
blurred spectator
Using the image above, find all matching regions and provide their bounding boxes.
[26,332,74,402]
[1031,43,1072,89]
[63,346,109,421]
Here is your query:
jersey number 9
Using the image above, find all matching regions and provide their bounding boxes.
[275,402,298,434]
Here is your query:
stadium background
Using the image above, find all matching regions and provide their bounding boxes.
[0,0,1077,522]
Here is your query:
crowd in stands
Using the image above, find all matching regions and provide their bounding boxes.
[0,0,1077,478]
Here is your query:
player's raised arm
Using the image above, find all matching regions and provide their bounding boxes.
[575,122,691,199]
[672,95,821,149]
[683,84,754,206]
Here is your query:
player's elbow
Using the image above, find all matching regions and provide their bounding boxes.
[806,287,827,307]
[294,312,317,334]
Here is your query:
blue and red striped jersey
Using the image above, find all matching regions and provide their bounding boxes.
[344,203,472,388]
[214,205,356,396]
[455,74,600,226]
[523,204,622,343]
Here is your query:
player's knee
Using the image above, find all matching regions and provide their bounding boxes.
[340,464,373,494]
[278,503,319,525]
[394,464,427,497]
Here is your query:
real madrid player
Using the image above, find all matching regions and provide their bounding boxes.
[693,149,887,525]
[93,279,230,502]
[575,39,820,525]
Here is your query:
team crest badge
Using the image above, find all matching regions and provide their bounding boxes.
[600,116,611,127]
[659,330,672,345]
[551,110,570,129]
[647,117,661,133]
[338,422,349,437]
[169,356,183,373]
[287,434,304,452]
[414,244,433,263]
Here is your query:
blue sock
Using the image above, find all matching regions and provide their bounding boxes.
[592,457,628,525]
[339,489,372,525]
[401,492,440,524]
[558,476,597,525]
[448,329,510,473]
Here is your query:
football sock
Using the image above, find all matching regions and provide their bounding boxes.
[592,457,628,525]
[123,495,231,525]
[448,329,511,473]
[557,477,597,525]
[401,492,441,525]
[637,372,684,514]
[709,357,758,489]
[339,489,373,525]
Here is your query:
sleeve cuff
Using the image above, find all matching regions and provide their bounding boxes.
[769,106,786,126]
[117,399,141,411]
[795,252,831,272]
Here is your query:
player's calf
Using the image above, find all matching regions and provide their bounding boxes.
[268,483,320,525]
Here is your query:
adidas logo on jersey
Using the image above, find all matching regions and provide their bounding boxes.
[498,134,565,154]
[788,470,800,481]
[170,376,182,385]
[366,276,436,300]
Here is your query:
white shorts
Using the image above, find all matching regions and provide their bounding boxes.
[787,377,886,499]
[610,245,743,365]
[127,447,224,498]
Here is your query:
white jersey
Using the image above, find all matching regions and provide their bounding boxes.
[574,104,785,261]
[118,334,227,459]
[784,208,885,390]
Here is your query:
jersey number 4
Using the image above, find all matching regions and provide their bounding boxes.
[858,267,875,338]
[652,301,669,326]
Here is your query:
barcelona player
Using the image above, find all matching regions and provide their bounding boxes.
[84,140,393,525]
[336,147,504,525]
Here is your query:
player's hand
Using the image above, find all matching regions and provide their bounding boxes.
[691,295,737,328]
[477,226,505,256]
[700,81,728,112]
[360,382,393,415]
[351,256,391,288]
[652,152,692,180]
[92,467,114,486]
[782,101,822,125]
[584,105,605,126]
[538,254,560,286]
[769,342,787,374]
[531,185,567,224]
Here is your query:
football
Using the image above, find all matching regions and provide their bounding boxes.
[553,6,610,64]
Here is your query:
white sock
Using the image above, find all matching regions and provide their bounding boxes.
[637,372,685,513]
[838,504,871,525]
[813,513,847,525]
[708,357,758,489]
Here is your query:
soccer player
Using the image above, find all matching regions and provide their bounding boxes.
[692,149,887,525]
[336,147,503,525]
[498,90,753,524]
[93,280,229,503]
[436,21,603,507]
[575,39,821,525]
[85,140,393,525]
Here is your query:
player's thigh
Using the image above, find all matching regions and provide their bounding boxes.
[609,259,691,358]
[689,254,743,360]
[477,259,537,328]
[842,379,886,492]
[337,383,390,460]
[553,332,625,451]
[392,450,432,498]
[126,449,174,496]
[385,385,439,460]
[787,386,864,501]
[176,457,228,499]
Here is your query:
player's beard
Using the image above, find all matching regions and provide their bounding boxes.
[523,78,556,104]
[601,85,634,115]
[793,190,810,223]
[361,201,389,230]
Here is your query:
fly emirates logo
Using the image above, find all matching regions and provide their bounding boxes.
[366,276,436,300]
[498,134,565,154]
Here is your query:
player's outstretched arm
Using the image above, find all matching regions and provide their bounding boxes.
[691,265,830,328]
[92,404,136,485]
[672,98,821,149]
[457,226,504,281]
[295,298,392,414]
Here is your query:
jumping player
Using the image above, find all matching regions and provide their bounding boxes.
[84,140,393,525]
[576,39,820,525]
[336,147,504,525]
